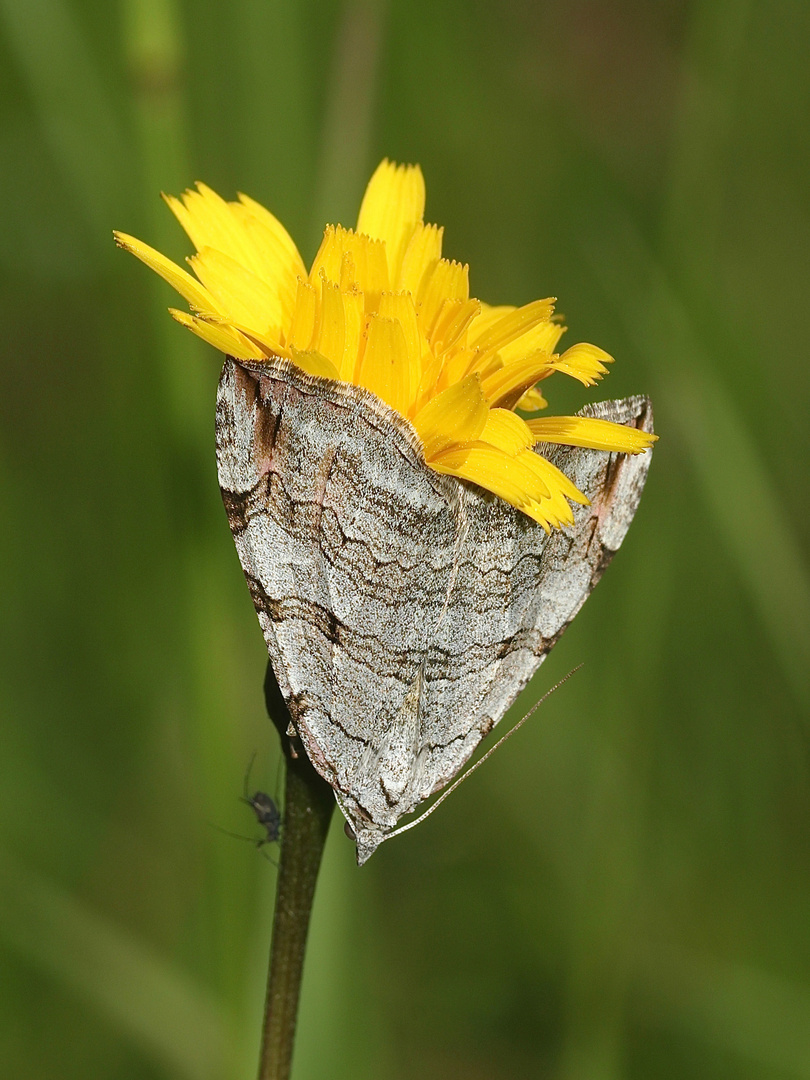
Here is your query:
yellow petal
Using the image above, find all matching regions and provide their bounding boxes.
[430,443,562,526]
[340,287,365,382]
[516,386,548,412]
[439,346,479,390]
[189,247,284,332]
[164,184,264,280]
[522,450,589,507]
[288,279,317,350]
[345,230,389,310]
[418,259,469,338]
[162,187,225,253]
[469,303,516,341]
[412,374,489,459]
[548,342,613,386]
[339,249,357,292]
[430,297,481,355]
[231,197,305,324]
[378,292,422,383]
[157,185,304,328]
[413,351,446,413]
[221,318,286,358]
[480,351,555,409]
[398,222,443,295]
[432,438,589,528]
[465,350,505,381]
[527,415,657,453]
[113,232,219,314]
[313,276,345,370]
[497,318,566,364]
[309,225,343,286]
[479,409,533,455]
[355,314,411,415]
[311,227,390,310]
[468,298,555,354]
[169,309,263,359]
[288,348,340,381]
[357,160,425,284]
[432,443,535,501]
[236,192,306,278]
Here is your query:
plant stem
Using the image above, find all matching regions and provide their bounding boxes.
[258,663,336,1080]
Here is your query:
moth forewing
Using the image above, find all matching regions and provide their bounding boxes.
[216,357,654,864]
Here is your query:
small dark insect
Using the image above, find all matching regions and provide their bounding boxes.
[213,752,282,862]
[243,788,282,847]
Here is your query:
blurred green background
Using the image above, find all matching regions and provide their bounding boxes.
[2,0,809,1077]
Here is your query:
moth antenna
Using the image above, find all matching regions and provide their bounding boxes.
[433,490,470,635]
[387,665,583,842]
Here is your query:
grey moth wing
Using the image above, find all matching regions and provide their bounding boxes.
[216,356,654,864]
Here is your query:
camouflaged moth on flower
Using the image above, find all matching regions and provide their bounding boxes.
[116,161,656,863]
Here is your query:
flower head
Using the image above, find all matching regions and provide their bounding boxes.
[115,160,655,529]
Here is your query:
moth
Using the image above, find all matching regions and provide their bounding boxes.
[216,357,654,864]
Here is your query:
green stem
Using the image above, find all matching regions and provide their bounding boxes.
[258,663,335,1080]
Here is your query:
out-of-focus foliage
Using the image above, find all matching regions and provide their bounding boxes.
[1,1,809,1078]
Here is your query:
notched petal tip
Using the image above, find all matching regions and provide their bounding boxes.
[528,415,658,454]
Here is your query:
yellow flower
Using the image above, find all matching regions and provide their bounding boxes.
[115,160,656,530]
